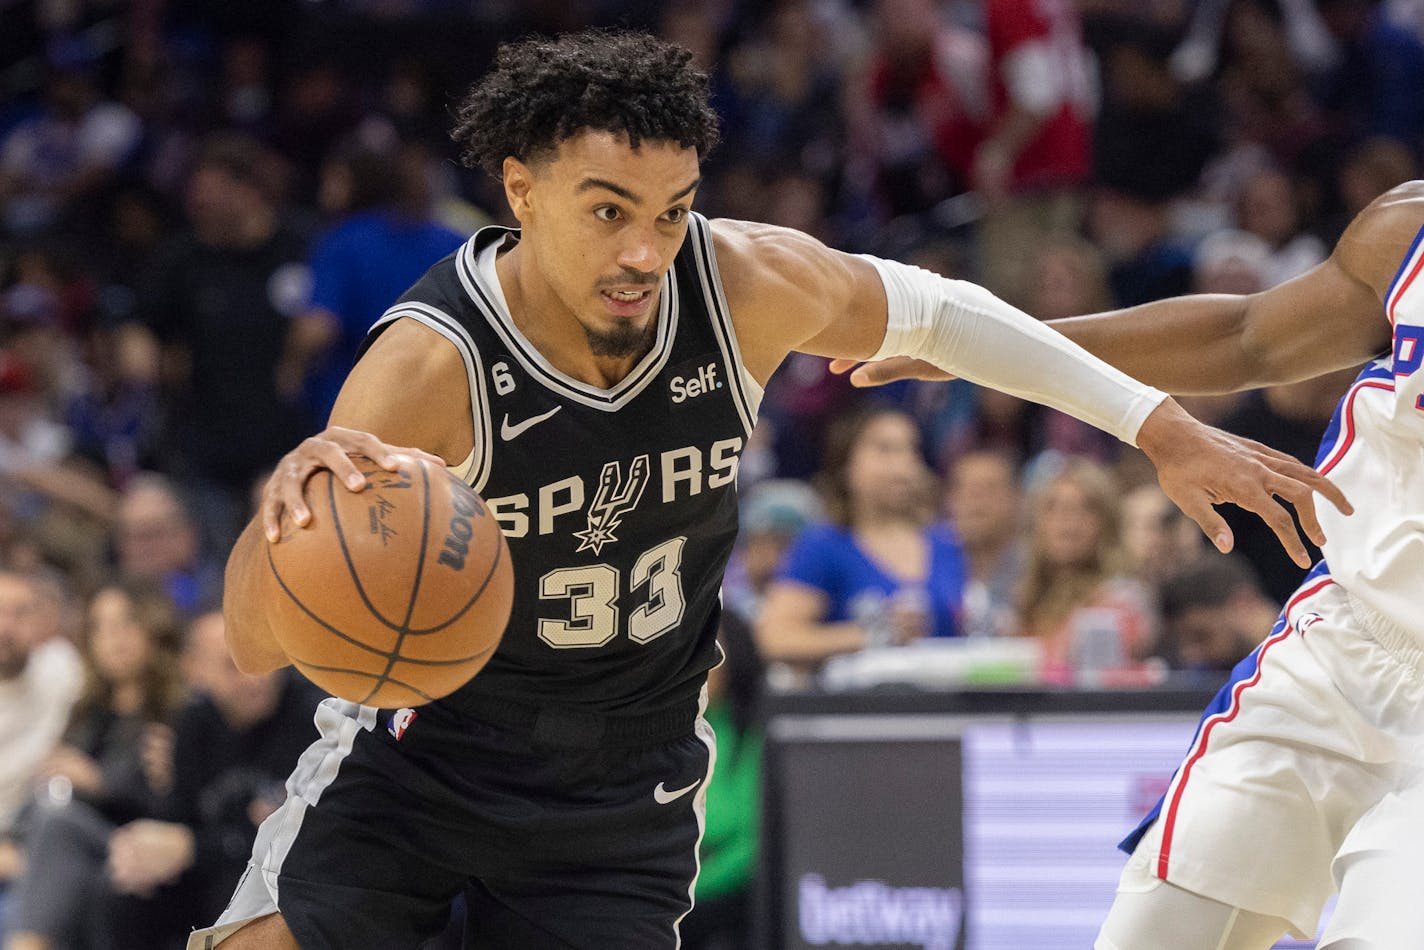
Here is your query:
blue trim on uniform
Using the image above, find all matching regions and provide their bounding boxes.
[1385,223,1424,305]
[1313,362,1396,469]
[1116,561,1333,854]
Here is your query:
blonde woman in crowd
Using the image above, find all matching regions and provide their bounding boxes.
[1017,458,1157,684]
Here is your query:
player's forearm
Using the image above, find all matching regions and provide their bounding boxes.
[223,521,290,675]
[1047,295,1269,395]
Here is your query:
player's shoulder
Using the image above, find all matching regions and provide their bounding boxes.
[705,217,863,316]
[1337,181,1424,296]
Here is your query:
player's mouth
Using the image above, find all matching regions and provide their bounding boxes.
[600,287,656,317]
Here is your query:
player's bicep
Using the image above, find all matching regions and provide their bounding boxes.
[1242,257,1392,383]
[329,318,475,466]
[795,251,892,361]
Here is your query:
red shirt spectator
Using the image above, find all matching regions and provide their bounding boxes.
[980,0,1095,195]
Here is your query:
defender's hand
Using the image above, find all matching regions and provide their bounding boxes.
[261,427,447,542]
[1137,400,1353,568]
[828,357,953,387]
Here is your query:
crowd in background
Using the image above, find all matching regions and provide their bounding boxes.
[2,0,1422,946]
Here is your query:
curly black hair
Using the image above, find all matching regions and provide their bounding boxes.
[452,30,721,178]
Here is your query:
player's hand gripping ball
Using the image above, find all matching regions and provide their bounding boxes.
[264,455,513,707]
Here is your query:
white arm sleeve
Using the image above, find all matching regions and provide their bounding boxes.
[863,255,1167,446]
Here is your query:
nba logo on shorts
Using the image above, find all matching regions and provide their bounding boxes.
[388,708,418,740]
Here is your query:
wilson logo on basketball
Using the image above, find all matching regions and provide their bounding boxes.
[438,485,487,571]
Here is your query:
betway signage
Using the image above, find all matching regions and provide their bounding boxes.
[799,876,964,950]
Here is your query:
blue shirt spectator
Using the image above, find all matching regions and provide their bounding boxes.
[302,210,464,416]
[755,406,967,672]
[777,522,966,640]
[285,141,466,421]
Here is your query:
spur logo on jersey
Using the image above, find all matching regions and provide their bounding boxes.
[574,455,650,554]
[485,438,743,543]
[669,358,723,404]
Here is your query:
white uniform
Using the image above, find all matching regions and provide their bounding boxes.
[1108,225,1424,945]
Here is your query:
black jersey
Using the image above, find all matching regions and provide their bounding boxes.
[358,213,757,722]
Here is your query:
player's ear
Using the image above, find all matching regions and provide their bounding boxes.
[503,157,534,223]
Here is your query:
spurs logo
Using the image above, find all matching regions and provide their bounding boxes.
[574,455,650,554]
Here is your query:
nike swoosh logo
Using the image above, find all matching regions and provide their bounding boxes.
[500,406,562,441]
[653,779,700,805]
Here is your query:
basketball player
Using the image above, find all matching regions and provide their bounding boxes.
[194,32,1348,949]
[840,185,1424,946]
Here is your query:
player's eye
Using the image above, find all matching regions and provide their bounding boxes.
[664,208,687,224]
[594,206,621,222]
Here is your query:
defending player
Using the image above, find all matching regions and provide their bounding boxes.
[196,32,1349,949]
[842,185,1424,947]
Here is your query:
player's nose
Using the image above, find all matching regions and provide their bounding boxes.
[616,231,663,273]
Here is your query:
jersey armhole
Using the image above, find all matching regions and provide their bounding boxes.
[364,305,493,493]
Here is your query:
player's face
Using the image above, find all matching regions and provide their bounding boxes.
[507,131,700,357]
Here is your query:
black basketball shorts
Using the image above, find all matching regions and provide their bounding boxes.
[187,695,716,949]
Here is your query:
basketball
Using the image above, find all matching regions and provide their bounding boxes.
[264,455,513,707]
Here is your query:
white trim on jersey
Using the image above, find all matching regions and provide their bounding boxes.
[672,682,718,950]
[1385,222,1424,326]
[688,213,763,438]
[455,232,682,411]
[367,301,495,494]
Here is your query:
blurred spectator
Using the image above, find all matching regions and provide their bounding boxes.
[975,0,1096,303]
[1016,458,1156,684]
[115,474,223,616]
[680,610,763,950]
[7,580,183,950]
[1317,0,1424,146]
[720,0,844,178]
[0,571,82,919]
[218,38,275,135]
[1154,554,1278,673]
[1192,0,1332,164]
[283,139,465,422]
[130,134,314,555]
[757,353,860,480]
[102,612,323,946]
[1170,0,1339,86]
[944,450,1024,639]
[270,61,361,203]
[1090,16,1220,214]
[1331,134,1419,229]
[0,37,142,237]
[0,348,114,590]
[1218,366,1358,604]
[1194,227,1274,294]
[1120,483,1204,587]
[844,0,988,219]
[723,479,822,624]
[1087,186,1194,306]
[757,407,965,671]
[1236,167,1328,284]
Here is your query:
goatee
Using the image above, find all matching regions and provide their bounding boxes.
[584,315,657,358]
